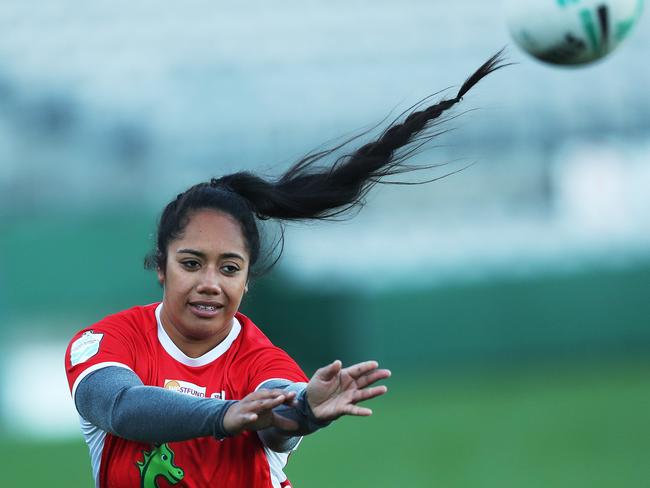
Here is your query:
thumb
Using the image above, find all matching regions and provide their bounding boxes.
[316,360,342,381]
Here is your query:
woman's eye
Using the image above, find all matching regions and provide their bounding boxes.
[182,260,200,270]
[222,264,240,275]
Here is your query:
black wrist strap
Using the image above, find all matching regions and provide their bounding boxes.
[295,388,332,431]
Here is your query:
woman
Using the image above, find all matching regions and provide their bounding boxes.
[65,52,506,488]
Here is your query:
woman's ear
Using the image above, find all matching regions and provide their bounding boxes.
[157,268,165,285]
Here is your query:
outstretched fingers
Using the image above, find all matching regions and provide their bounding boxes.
[307,359,391,421]
[224,389,298,434]
[240,389,296,416]
[343,360,380,380]
[315,359,343,381]
[337,386,388,417]
[351,385,388,403]
[354,368,391,389]
[342,404,374,416]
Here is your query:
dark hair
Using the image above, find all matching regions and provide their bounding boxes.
[145,51,509,275]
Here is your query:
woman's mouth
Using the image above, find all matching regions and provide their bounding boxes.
[189,302,223,318]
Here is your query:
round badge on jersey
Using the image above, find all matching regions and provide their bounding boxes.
[70,330,104,366]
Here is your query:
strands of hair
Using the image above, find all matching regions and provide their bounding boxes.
[216,49,510,222]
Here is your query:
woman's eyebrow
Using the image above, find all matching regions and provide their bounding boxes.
[220,252,245,261]
[177,248,245,261]
[176,248,206,258]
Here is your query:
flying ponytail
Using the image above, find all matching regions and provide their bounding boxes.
[215,50,509,221]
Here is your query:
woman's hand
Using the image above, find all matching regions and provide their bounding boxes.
[223,389,298,436]
[306,360,390,421]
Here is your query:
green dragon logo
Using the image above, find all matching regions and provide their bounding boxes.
[136,443,185,488]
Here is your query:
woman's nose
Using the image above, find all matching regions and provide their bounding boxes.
[196,269,222,294]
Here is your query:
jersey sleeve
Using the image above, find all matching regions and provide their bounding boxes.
[247,346,308,392]
[64,316,138,401]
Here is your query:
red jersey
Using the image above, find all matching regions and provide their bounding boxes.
[65,302,307,488]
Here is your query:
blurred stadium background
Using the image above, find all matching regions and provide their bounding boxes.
[1,0,649,486]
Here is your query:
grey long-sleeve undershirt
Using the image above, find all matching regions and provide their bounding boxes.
[74,366,329,450]
[74,366,237,443]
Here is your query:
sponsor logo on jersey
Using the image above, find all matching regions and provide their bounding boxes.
[164,379,207,398]
[70,330,104,366]
[210,390,227,400]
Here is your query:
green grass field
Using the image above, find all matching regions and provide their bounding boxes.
[288,360,650,487]
[2,359,648,487]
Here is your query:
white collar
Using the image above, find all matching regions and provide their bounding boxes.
[155,303,241,367]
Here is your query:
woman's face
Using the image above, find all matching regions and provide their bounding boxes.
[158,209,249,357]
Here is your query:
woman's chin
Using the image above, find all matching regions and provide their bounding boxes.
[182,317,232,342]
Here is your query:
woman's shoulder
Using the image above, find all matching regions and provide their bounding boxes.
[234,311,273,345]
[84,302,160,336]
[66,303,160,368]
[233,312,306,384]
